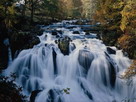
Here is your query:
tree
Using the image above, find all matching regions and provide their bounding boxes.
[0,0,17,29]
[43,0,59,19]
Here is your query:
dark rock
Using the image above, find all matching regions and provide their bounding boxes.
[80,83,93,100]
[85,90,93,100]
[57,30,63,35]
[30,90,42,102]
[52,31,58,35]
[85,32,90,35]
[47,89,54,102]
[105,52,116,88]
[58,37,71,55]
[55,40,58,44]
[52,48,57,74]
[78,50,94,71]
[47,89,62,102]
[107,47,116,54]
[73,31,80,34]
[109,62,116,88]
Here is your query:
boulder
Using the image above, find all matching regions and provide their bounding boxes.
[52,31,58,35]
[58,37,71,55]
[57,30,63,35]
[47,89,62,102]
[80,83,93,100]
[52,48,57,74]
[73,31,80,34]
[30,90,42,102]
[104,52,116,88]
[78,50,94,71]
[107,47,116,54]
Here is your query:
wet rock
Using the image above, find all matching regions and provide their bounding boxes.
[80,83,93,100]
[57,30,63,35]
[47,89,62,102]
[56,35,60,38]
[52,31,58,35]
[55,40,58,44]
[58,37,71,55]
[109,62,116,88]
[107,47,116,54]
[105,52,116,88]
[30,90,42,102]
[70,43,76,52]
[73,31,80,34]
[52,48,57,74]
[85,32,90,35]
[78,50,94,71]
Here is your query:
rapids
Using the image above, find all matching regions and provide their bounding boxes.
[3,20,136,102]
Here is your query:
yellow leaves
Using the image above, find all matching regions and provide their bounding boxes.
[123,60,136,79]
[119,0,136,32]
[8,5,15,15]
[112,1,124,9]
[118,34,130,49]
[62,88,70,94]
[120,15,128,32]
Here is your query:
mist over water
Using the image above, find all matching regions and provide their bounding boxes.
[4,20,136,102]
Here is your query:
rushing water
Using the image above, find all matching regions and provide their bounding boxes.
[4,20,136,102]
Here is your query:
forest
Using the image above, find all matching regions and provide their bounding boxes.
[0,0,136,102]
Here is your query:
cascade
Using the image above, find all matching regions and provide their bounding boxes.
[4,20,136,102]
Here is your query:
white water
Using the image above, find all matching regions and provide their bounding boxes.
[3,38,12,65]
[4,20,136,102]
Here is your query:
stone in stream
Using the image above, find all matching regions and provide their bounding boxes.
[104,52,116,88]
[30,90,42,102]
[78,49,94,71]
[107,47,116,54]
[80,82,93,100]
[51,31,58,35]
[47,89,62,102]
[73,31,80,34]
[52,48,57,74]
[57,30,63,35]
[109,62,116,88]
[58,36,71,55]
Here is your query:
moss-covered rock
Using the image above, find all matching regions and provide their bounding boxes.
[58,37,71,55]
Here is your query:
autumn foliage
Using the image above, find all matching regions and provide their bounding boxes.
[123,60,136,78]
[93,0,136,59]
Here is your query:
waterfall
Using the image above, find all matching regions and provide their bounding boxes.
[3,38,12,65]
[3,20,136,102]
